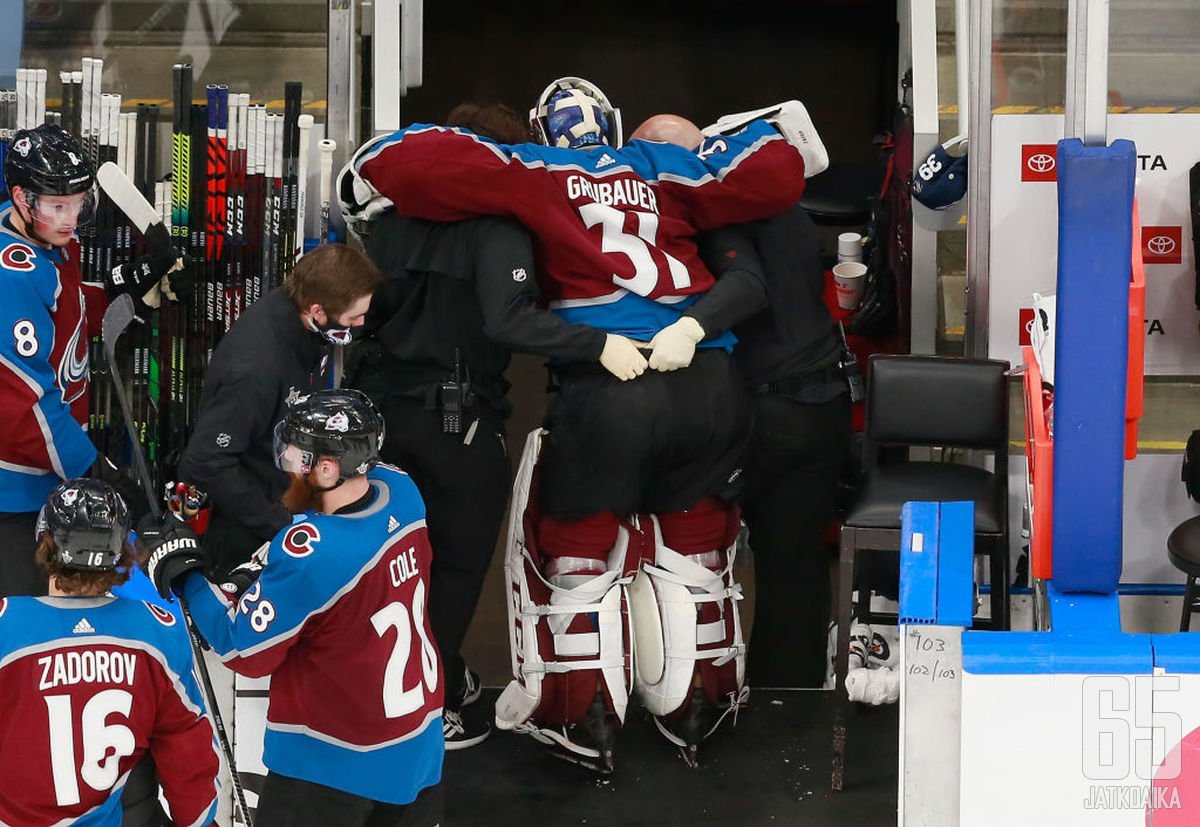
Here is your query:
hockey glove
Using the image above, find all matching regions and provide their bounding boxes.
[157,254,194,304]
[647,315,705,371]
[217,557,264,602]
[105,223,185,316]
[599,333,649,381]
[139,514,206,599]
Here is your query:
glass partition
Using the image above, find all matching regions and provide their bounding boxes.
[1109,1,1200,109]
[19,0,327,114]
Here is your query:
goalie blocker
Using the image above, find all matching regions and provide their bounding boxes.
[495,429,748,772]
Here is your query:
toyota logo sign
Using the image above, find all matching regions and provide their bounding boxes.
[1021,144,1059,182]
[1147,236,1175,255]
[1142,226,1183,264]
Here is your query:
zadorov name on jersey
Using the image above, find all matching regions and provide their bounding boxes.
[566,175,659,214]
[38,649,138,689]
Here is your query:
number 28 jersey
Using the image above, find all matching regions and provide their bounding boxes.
[181,464,443,806]
[0,595,220,827]
[347,121,808,344]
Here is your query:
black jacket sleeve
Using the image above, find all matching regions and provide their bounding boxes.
[178,367,292,542]
[691,224,770,338]
[472,221,608,361]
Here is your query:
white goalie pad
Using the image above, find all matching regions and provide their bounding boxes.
[496,429,635,734]
[631,516,746,719]
[702,99,829,179]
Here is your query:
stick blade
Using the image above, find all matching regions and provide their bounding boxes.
[97,160,161,234]
[101,293,137,356]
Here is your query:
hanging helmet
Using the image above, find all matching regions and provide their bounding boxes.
[273,388,385,482]
[35,479,130,570]
[530,77,623,150]
[4,123,95,197]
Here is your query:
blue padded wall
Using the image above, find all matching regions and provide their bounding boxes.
[1050,138,1135,594]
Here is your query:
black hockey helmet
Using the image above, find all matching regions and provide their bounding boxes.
[35,478,130,570]
[4,123,95,197]
[273,388,385,482]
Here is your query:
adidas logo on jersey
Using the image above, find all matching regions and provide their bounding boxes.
[72,617,96,635]
[595,153,617,169]
[388,515,401,533]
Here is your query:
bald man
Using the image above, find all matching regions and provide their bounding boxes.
[632,115,852,688]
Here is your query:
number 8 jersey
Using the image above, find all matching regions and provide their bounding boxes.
[181,463,443,806]
[0,594,220,826]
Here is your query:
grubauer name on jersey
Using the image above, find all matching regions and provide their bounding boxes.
[0,208,101,512]
[348,121,806,343]
[182,464,443,805]
[0,595,220,827]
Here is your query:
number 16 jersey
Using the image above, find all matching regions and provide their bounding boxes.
[181,464,443,806]
[0,595,220,826]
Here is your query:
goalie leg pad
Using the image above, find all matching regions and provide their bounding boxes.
[499,429,640,759]
[632,502,747,721]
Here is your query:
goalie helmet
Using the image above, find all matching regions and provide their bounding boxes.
[530,77,622,150]
[4,123,95,196]
[273,388,385,482]
[35,479,130,570]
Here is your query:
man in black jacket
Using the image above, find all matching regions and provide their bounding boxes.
[180,243,382,578]
[634,115,852,688]
[346,103,648,750]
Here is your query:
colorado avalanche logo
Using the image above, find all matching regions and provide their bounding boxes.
[282,522,320,557]
[61,488,79,506]
[144,602,177,626]
[325,412,349,432]
[12,137,30,157]
[57,309,89,405]
[1,242,37,272]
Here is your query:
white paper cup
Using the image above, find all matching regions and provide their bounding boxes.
[832,261,868,310]
[837,232,863,264]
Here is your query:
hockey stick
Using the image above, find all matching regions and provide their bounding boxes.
[318,138,336,244]
[103,293,254,827]
[295,113,312,261]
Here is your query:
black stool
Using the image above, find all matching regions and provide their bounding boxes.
[1168,515,1200,631]
[798,162,877,228]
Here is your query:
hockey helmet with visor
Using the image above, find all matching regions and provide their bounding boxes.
[35,478,130,570]
[273,388,385,483]
[5,124,97,227]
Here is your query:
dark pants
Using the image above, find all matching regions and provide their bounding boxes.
[120,755,172,826]
[0,511,47,597]
[541,349,751,519]
[257,772,443,827]
[378,397,510,710]
[741,391,852,688]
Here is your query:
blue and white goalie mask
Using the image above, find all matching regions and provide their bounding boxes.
[530,77,623,150]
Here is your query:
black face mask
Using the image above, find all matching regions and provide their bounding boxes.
[306,315,361,346]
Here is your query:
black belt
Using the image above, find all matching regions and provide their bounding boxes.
[751,365,843,395]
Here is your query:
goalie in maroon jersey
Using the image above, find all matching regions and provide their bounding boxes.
[0,478,220,826]
[342,76,828,770]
